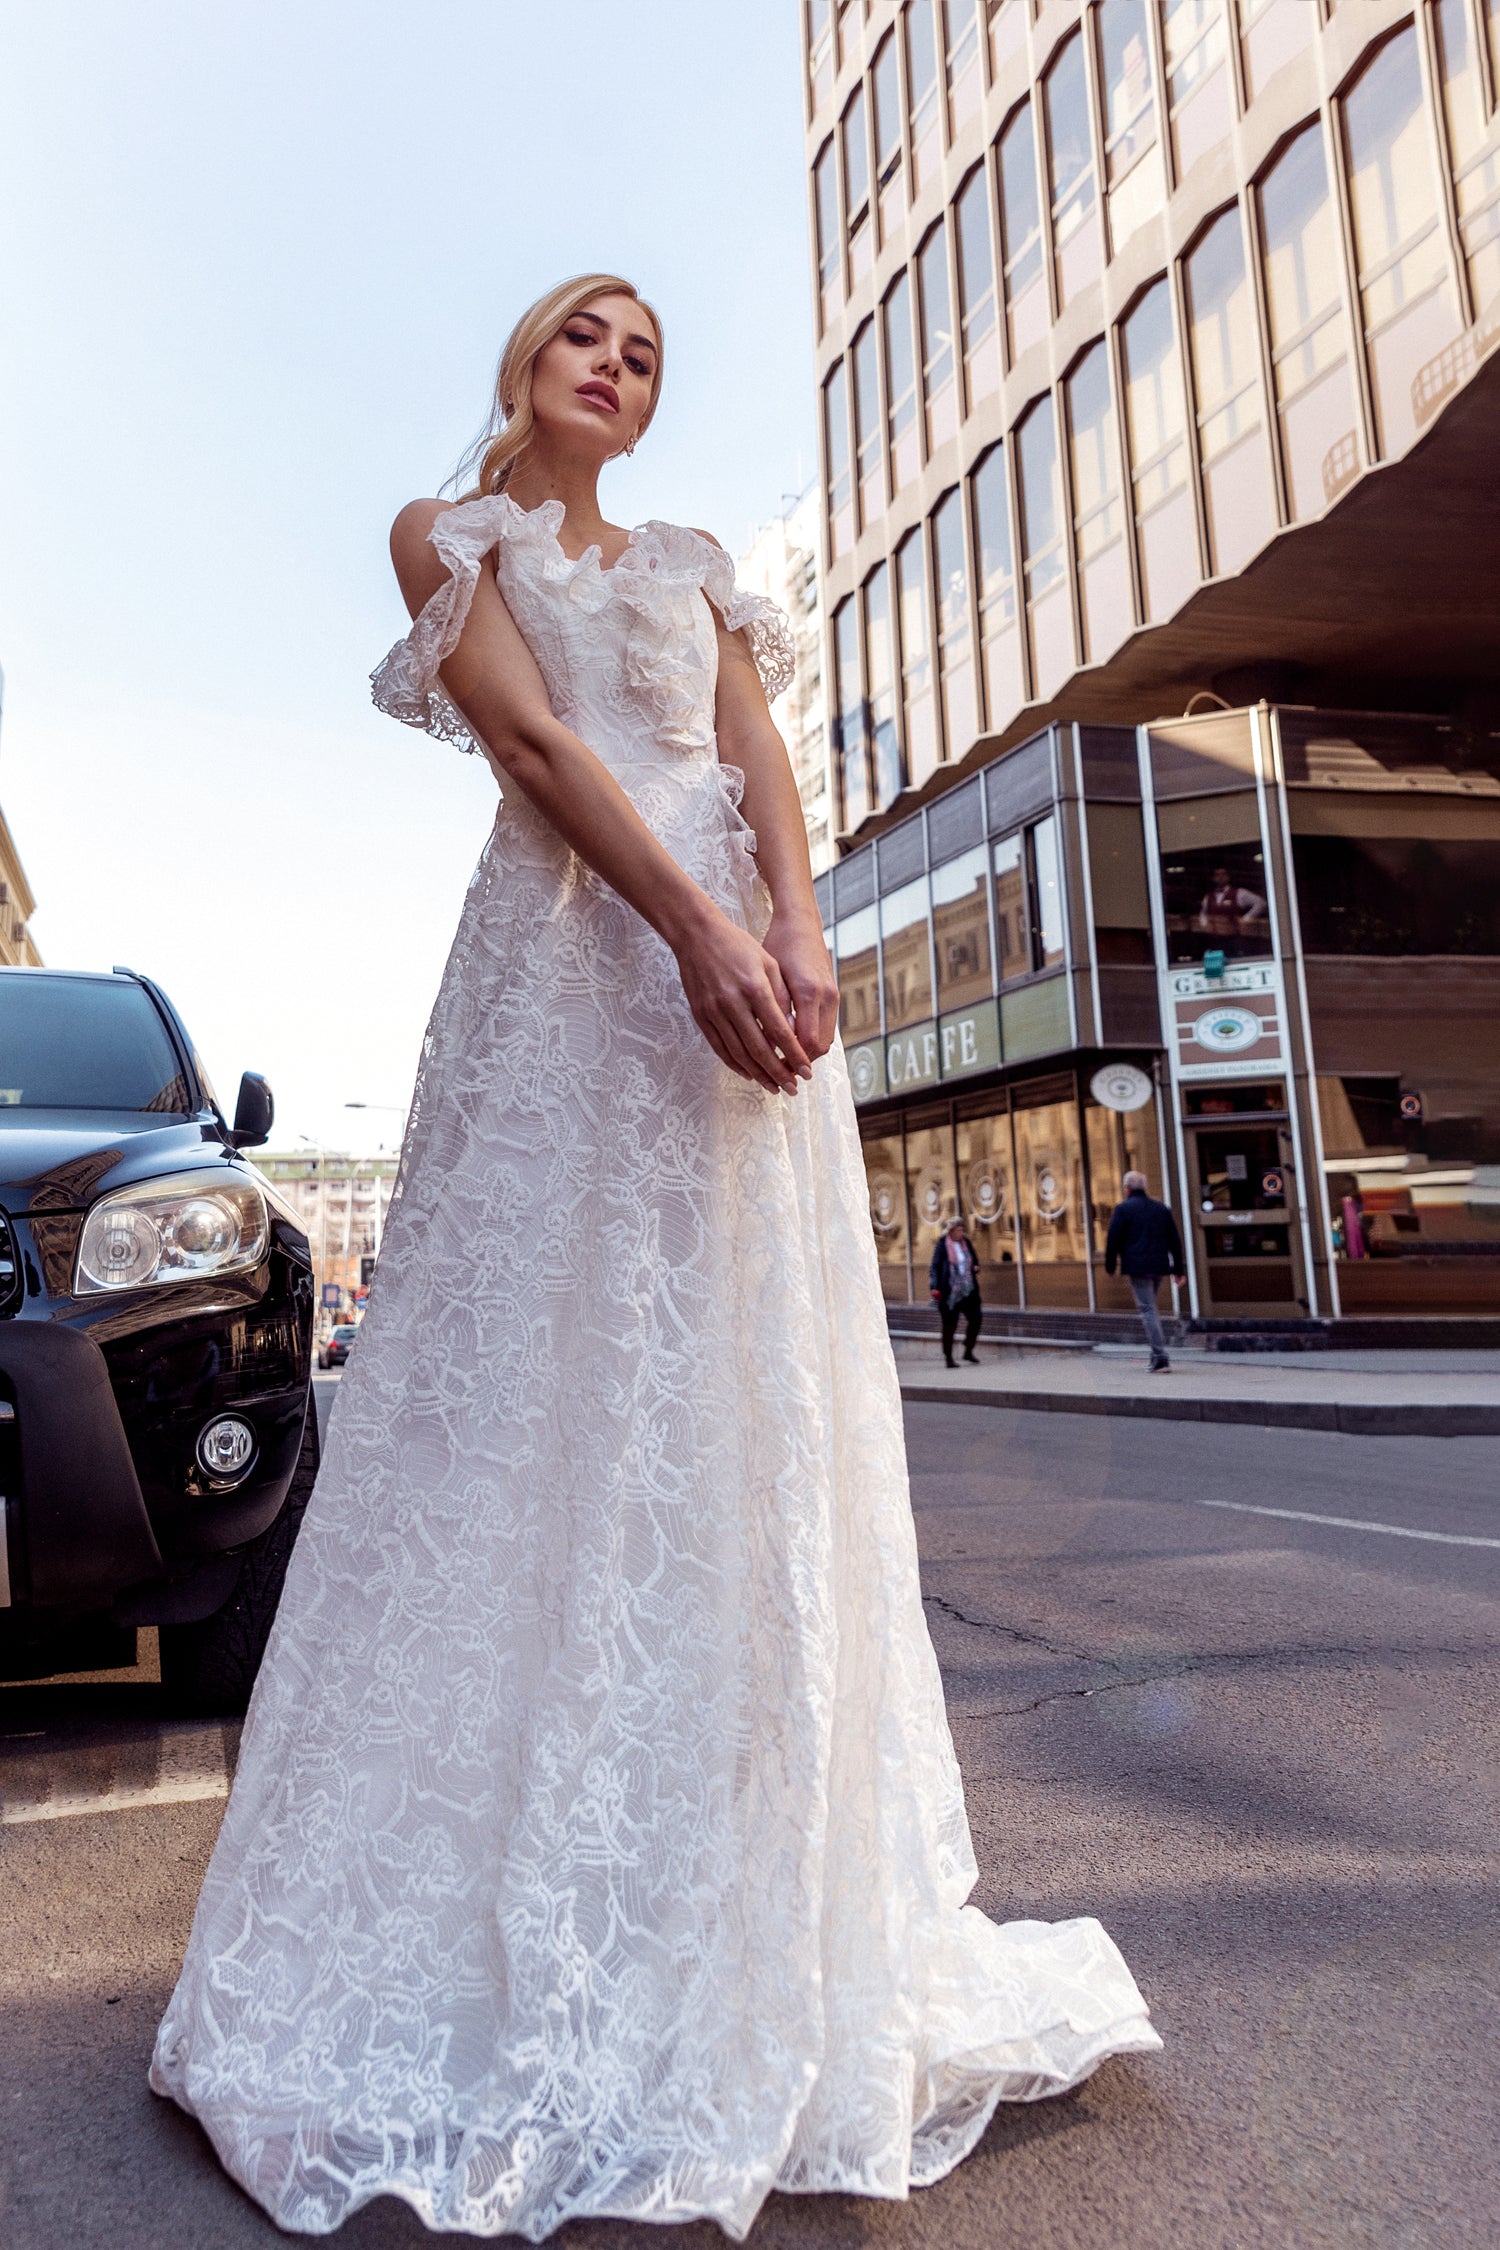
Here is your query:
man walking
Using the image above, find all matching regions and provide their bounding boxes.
[1103,1171,1186,1371]
[929,1218,982,1369]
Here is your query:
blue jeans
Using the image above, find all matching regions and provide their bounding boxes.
[1128,1273,1168,1357]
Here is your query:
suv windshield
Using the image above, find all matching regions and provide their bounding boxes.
[0,975,194,1113]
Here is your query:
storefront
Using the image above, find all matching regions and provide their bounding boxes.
[816,709,1500,1323]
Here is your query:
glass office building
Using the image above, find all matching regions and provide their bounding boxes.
[804,0,1500,1323]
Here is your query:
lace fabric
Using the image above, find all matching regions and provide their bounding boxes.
[152,496,1159,2238]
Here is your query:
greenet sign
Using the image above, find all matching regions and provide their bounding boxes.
[848,1002,1003,1103]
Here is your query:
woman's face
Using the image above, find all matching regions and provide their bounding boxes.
[528,293,658,463]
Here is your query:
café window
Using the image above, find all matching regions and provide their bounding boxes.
[919,221,958,450]
[956,1100,1020,1304]
[808,0,834,115]
[999,101,1048,359]
[1044,32,1102,309]
[833,596,869,828]
[897,528,941,787]
[943,0,982,137]
[1183,206,1277,573]
[971,442,1024,726]
[873,29,906,241]
[1098,0,1163,252]
[1290,832,1500,956]
[852,319,883,530]
[881,875,936,1030]
[1237,0,1312,108]
[932,486,977,762]
[836,902,882,1040]
[955,165,1001,411]
[1161,0,1232,182]
[884,271,921,490]
[1016,393,1073,700]
[1434,0,1500,321]
[861,1123,911,1301]
[1258,123,1360,520]
[1120,278,1197,623]
[932,843,994,1010]
[824,360,854,560]
[865,562,904,810]
[1065,339,1132,662]
[843,84,874,288]
[907,0,942,196]
[1157,796,1269,963]
[814,139,843,329]
[1012,1077,1090,1305]
[1342,28,1461,462]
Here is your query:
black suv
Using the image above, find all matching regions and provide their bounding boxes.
[0,967,316,1712]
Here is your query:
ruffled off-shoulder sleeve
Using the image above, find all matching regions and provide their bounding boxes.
[370,494,522,752]
[695,541,797,704]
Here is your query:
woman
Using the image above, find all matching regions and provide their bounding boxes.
[152,275,1158,2239]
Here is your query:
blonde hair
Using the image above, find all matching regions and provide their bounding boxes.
[452,273,665,500]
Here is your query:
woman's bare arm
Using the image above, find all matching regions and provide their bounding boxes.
[390,500,810,1096]
[708,599,840,1064]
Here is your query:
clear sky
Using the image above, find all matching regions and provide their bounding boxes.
[0,0,815,1153]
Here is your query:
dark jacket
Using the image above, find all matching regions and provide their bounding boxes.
[1104,1189,1185,1280]
[928,1234,981,1309]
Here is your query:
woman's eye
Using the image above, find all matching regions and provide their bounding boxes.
[565,329,594,346]
[626,357,648,376]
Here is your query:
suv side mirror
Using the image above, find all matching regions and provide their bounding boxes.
[230,1071,275,1148]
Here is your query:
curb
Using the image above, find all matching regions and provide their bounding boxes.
[896,1381,1500,1437]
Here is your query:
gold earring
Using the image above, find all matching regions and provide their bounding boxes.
[624,434,637,456]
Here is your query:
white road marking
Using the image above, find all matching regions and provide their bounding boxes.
[1197,1497,1500,1549]
[0,1730,229,1824]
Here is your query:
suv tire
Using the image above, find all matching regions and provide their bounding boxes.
[158,1403,320,1717]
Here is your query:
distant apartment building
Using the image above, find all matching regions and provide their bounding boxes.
[735,490,835,872]
[0,667,41,967]
[253,1151,397,1322]
[803,0,1500,1324]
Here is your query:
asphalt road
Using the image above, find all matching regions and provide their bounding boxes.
[2,1398,1497,2250]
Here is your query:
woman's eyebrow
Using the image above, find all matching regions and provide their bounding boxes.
[625,333,658,355]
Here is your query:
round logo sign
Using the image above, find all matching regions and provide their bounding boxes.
[848,1045,880,1102]
[1089,1062,1154,1114]
[964,1157,1006,1224]
[1191,1003,1262,1055]
[913,1166,948,1227]
[1399,1091,1423,1120]
[1261,1168,1284,1199]
[867,1170,903,1236]
[1032,1153,1069,1221]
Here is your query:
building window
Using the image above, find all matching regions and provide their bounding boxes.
[872,29,906,241]
[1120,277,1198,621]
[993,815,1067,976]
[1342,27,1461,462]
[837,904,882,1042]
[1258,123,1359,520]
[808,0,834,115]
[1016,395,1073,700]
[834,597,868,828]
[906,0,942,197]
[932,488,977,763]
[884,271,921,490]
[843,84,874,289]
[992,833,1030,979]
[1097,0,1163,253]
[1183,206,1276,572]
[999,100,1048,359]
[988,0,1025,78]
[1065,341,1133,662]
[824,360,854,559]
[835,0,861,67]
[1434,0,1500,321]
[896,528,940,786]
[918,223,958,452]
[851,319,883,530]
[865,562,904,809]
[1029,813,1066,965]
[1160,0,1231,182]
[954,165,1001,411]
[933,843,994,1011]
[814,140,843,329]
[971,442,1024,726]
[1012,1081,1089,1305]
[942,0,981,137]
[1044,33,1102,311]
[1236,0,1312,109]
[881,876,936,1030]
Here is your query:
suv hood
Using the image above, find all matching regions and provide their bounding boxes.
[0,1112,231,1213]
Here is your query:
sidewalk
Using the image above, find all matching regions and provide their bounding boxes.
[892,1338,1500,1436]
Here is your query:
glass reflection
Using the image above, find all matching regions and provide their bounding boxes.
[943,0,981,136]
[920,222,958,452]
[1045,33,1102,309]
[1121,278,1197,620]
[852,320,882,530]
[1237,0,1312,107]
[907,0,941,197]
[884,272,920,491]
[1016,396,1073,699]
[1031,814,1066,965]
[999,102,1048,359]
[1184,208,1276,572]
[1098,0,1163,252]
[844,85,872,286]
[862,1128,911,1301]
[1157,795,1269,963]
[971,444,1024,726]
[865,564,903,810]
[1012,1093,1089,1303]
[1066,341,1132,662]
[873,30,906,242]
[932,844,993,1009]
[825,360,853,559]
[1435,0,1500,318]
[993,832,1030,980]
[834,598,868,828]
[814,141,842,328]
[956,1105,1020,1303]
[1161,0,1231,181]
[881,876,936,1030]
[897,531,940,788]
[955,166,1001,411]
[932,488,977,762]
[808,0,833,115]
[835,901,881,1039]
[1259,124,1359,518]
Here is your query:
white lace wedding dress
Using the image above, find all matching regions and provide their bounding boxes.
[151,495,1159,2238]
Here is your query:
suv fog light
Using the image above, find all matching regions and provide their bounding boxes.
[198,1416,256,1480]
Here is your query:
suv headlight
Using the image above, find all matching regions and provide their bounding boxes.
[75,1170,270,1294]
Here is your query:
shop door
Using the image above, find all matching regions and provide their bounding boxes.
[1186,1120,1306,1313]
